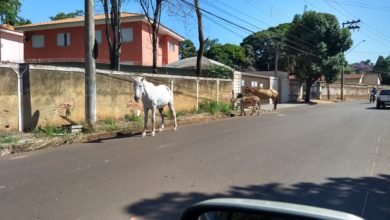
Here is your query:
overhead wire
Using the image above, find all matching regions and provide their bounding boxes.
[179,0,321,57]
[212,0,320,52]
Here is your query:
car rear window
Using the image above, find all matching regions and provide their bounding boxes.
[380,90,390,95]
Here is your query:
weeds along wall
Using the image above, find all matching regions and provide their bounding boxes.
[0,63,232,131]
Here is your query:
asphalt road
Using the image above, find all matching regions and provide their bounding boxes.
[0,100,389,220]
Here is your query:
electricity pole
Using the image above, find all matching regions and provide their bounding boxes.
[341,19,360,100]
[274,42,279,78]
[85,0,96,129]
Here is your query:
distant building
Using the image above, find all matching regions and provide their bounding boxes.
[15,13,184,66]
[0,24,24,62]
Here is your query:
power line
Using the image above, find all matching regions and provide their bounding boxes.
[212,0,320,52]
[180,0,320,57]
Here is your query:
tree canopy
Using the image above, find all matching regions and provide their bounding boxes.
[241,23,291,72]
[0,0,31,26]
[205,43,247,70]
[374,55,390,85]
[50,10,84,21]
[179,39,197,59]
[286,11,352,101]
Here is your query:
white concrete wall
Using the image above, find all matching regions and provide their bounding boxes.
[0,30,24,62]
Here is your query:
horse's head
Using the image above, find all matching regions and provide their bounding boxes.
[132,76,145,102]
[244,87,251,95]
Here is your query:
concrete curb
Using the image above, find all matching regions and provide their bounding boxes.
[0,114,228,156]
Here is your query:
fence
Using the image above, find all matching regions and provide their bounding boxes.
[0,63,232,131]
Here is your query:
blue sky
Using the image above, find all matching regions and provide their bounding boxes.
[19,0,390,64]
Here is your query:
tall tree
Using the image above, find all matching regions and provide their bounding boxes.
[205,43,247,70]
[204,38,218,52]
[50,10,84,21]
[322,53,344,99]
[100,0,122,70]
[0,0,30,26]
[140,0,163,73]
[241,23,291,72]
[374,55,390,85]
[179,39,197,59]
[194,0,204,77]
[0,0,20,25]
[286,11,352,102]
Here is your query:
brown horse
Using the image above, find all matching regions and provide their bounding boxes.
[231,92,261,116]
[244,86,278,110]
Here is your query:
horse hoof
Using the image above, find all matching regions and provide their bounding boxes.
[173,127,177,132]
[151,131,156,136]
[142,132,146,137]
[158,128,164,132]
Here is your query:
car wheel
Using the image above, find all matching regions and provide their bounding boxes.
[376,102,381,109]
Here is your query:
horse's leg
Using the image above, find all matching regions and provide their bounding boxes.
[257,101,260,115]
[151,106,156,136]
[250,103,255,116]
[273,96,278,110]
[158,108,164,132]
[168,102,177,131]
[142,108,148,137]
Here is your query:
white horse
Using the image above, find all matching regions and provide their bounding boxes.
[132,76,177,137]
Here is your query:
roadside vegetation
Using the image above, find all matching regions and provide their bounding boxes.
[0,133,19,148]
[198,100,231,116]
[32,125,71,138]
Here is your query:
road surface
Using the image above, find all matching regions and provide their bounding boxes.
[0,100,389,220]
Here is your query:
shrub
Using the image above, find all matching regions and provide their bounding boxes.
[198,100,231,116]
[101,118,120,132]
[0,133,18,145]
[33,125,69,138]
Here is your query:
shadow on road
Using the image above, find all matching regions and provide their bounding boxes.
[124,174,390,220]
[366,107,389,110]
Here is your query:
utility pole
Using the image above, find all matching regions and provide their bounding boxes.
[274,42,279,78]
[340,19,360,100]
[85,0,96,129]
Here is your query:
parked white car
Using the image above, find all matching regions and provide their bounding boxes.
[376,89,390,109]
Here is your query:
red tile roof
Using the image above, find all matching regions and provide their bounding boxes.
[0,24,15,31]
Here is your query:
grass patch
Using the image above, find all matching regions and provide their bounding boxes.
[33,125,70,138]
[0,133,18,145]
[125,114,143,128]
[198,100,232,116]
[100,118,120,132]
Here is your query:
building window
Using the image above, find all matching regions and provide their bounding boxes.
[122,28,133,43]
[32,35,44,48]
[95,30,102,44]
[251,81,258,87]
[168,41,175,51]
[57,33,71,46]
[241,80,245,87]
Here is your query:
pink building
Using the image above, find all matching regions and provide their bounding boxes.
[15,13,184,66]
[0,24,24,62]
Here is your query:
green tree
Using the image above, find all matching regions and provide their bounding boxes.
[179,39,197,59]
[286,11,352,102]
[205,43,247,70]
[15,17,31,25]
[204,38,219,52]
[0,0,30,26]
[0,0,20,25]
[322,53,344,99]
[241,23,291,71]
[374,55,390,85]
[50,10,84,20]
